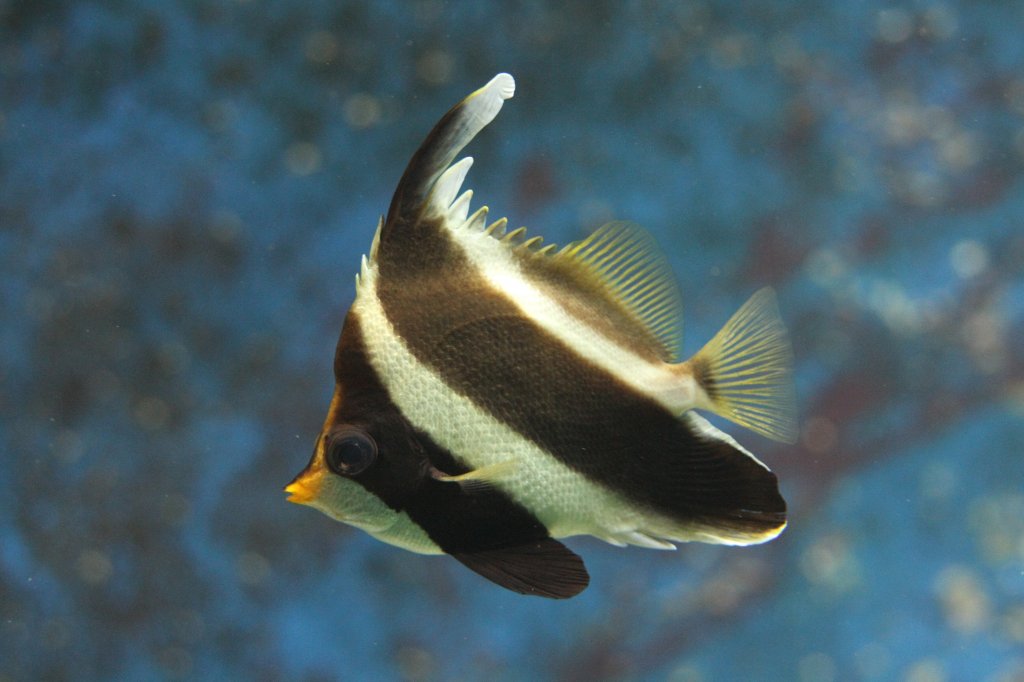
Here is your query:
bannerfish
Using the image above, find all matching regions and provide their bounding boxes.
[285,73,797,599]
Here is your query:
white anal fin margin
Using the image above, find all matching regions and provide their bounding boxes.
[433,158,473,218]
[597,530,677,550]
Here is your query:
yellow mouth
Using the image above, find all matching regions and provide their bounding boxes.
[284,473,321,504]
[287,424,332,505]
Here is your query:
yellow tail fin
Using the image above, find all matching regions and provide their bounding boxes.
[690,288,798,443]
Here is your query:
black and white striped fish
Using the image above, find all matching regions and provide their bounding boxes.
[285,73,797,599]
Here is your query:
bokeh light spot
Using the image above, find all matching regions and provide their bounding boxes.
[52,429,84,465]
[134,396,171,431]
[949,240,989,279]
[77,549,113,585]
[905,658,947,682]
[344,93,382,129]
[802,416,838,454]
[798,652,837,682]
[159,493,192,527]
[854,641,892,679]
[305,30,338,64]
[923,5,958,39]
[396,645,436,682]
[236,551,271,586]
[934,565,992,634]
[284,142,322,176]
[877,8,914,44]
[800,533,860,592]
[416,50,454,86]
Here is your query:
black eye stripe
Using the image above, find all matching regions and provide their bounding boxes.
[324,428,377,476]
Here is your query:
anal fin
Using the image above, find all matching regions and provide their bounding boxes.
[452,538,590,599]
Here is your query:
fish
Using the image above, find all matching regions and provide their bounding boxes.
[285,73,797,599]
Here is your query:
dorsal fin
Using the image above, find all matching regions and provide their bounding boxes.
[374,75,683,363]
[455,219,684,362]
[539,222,685,362]
[382,73,515,240]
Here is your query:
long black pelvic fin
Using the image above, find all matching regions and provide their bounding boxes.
[452,539,590,599]
[382,73,514,238]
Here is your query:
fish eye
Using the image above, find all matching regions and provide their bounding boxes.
[324,428,377,476]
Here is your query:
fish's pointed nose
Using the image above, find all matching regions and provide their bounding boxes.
[284,470,321,504]
[284,482,312,504]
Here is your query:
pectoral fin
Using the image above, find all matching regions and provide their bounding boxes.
[429,460,517,494]
[452,538,590,599]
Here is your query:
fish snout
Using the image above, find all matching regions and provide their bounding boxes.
[284,469,322,505]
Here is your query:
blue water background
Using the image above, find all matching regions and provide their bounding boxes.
[2,2,1023,680]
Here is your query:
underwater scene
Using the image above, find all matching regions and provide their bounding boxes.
[3,1,1024,680]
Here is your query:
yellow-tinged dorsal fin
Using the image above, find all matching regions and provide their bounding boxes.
[690,288,798,443]
[544,222,685,362]
[467,219,684,360]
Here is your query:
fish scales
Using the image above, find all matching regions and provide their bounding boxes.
[285,73,797,598]
[369,220,784,541]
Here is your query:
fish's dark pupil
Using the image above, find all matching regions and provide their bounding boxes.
[325,430,377,476]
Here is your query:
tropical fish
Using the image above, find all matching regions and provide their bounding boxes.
[285,73,797,599]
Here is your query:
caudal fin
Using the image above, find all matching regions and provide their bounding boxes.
[689,288,798,443]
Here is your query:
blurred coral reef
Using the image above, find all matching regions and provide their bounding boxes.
[2,1,1023,680]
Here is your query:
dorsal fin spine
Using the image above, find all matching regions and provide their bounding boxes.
[503,226,527,242]
[381,73,514,243]
[464,206,489,231]
[485,217,507,236]
[449,189,473,222]
[368,217,383,261]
